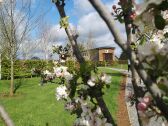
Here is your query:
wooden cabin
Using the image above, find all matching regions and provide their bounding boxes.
[82,46,115,63]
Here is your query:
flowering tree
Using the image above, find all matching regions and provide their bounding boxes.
[51,0,117,125]
[88,0,168,123]
[51,0,168,125]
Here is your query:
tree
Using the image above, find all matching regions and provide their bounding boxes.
[85,32,96,60]
[0,0,44,96]
[53,0,115,125]
[38,21,57,64]
[52,0,168,125]
[19,39,40,60]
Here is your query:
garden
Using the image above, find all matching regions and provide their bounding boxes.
[0,68,123,126]
[0,0,168,126]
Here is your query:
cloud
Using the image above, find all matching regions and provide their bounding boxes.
[50,23,76,42]
[73,0,94,15]
[73,0,126,57]
[77,12,109,37]
[76,11,126,56]
[32,0,126,58]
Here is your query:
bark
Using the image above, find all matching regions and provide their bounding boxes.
[9,57,14,96]
[121,1,141,123]
[9,0,14,96]
[88,0,168,120]
[54,1,115,124]
[55,2,85,64]
[121,0,140,93]
[0,105,14,126]
[0,54,1,80]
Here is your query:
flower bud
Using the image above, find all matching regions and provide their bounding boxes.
[137,102,147,111]
[112,5,116,10]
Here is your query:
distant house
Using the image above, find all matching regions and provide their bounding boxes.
[82,46,115,63]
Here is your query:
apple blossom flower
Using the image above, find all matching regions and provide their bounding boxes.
[96,107,102,115]
[65,101,76,111]
[56,85,68,100]
[138,42,160,61]
[64,71,73,82]
[101,74,112,84]
[87,80,95,87]
[43,70,52,75]
[142,96,151,106]
[137,102,147,112]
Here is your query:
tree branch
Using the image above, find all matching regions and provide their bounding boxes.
[54,1,115,124]
[0,105,14,126]
[55,2,85,64]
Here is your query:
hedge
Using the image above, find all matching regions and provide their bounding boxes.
[1,59,54,80]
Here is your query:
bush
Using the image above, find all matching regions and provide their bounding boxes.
[1,59,55,80]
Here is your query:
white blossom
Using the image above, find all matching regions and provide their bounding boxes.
[96,107,102,115]
[56,85,68,100]
[43,70,52,75]
[74,97,113,126]
[53,66,68,78]
[64,71,73,82]
[162,10,168,21]
[138,42,160,61]
[134,0,162,16]
[101,74,112,84]
[87,80,95,87]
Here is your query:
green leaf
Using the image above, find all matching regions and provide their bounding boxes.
[60,16,69,29]
[154,15,166,30]
[158,84,168,95]
[158,0,168,11]
[130,42,137,51]
[139,35,146,45]
[163,96,168,105]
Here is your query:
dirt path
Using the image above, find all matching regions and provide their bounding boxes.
[116,75,131,126]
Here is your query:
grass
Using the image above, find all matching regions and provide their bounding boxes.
[0,68,122,126]
[100,63,128,70]
[111,63,128,70]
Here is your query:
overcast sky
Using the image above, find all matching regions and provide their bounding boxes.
[27,0,127,59]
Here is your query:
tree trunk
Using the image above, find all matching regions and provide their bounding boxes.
[0,54,1,80]
[10,58,14,96]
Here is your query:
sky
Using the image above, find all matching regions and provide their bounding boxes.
[27,0,127,59]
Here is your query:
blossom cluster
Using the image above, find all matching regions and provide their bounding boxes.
[87,73,112,87]
[53,66,73,82]
[54,64,113,126]
[56,85,68,100]
[74,97,112,126]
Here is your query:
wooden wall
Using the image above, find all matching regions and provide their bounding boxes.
[99,48,115,62]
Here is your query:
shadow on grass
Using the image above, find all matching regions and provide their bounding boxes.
[107,73,123,77]
[13,79,23,94]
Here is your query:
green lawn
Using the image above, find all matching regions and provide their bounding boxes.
[0,68,122,126]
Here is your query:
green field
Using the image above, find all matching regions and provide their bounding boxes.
[0,68,122,126]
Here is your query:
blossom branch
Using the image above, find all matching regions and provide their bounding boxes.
[53,1,115,124]
[88,0,168,119]
[54,0,85,64]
